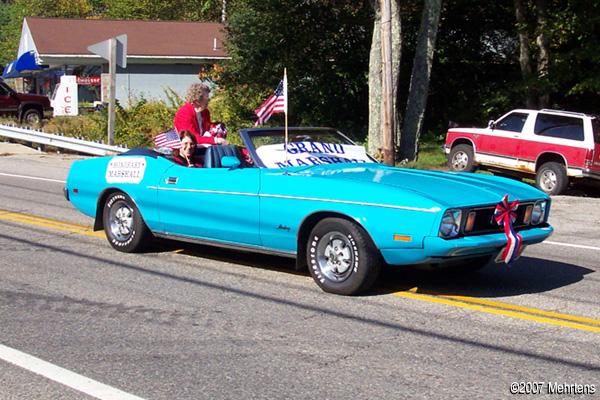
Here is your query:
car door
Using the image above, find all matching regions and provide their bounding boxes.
[157,164,261,246]
[0,82,19,115]
[477,111,530,167]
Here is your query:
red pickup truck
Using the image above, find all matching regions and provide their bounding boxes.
[444,109,600,195]
[0,78,52,124]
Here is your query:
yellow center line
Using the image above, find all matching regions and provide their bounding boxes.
[394,289,600,333]
[2,209,598,333]
[0,209,105,238]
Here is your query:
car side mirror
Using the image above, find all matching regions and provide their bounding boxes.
[221,156,241,169]
[487,120,496,129]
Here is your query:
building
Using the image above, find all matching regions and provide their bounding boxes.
[3,17,228,104]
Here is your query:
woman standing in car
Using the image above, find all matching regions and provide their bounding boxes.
[173,83,227,146]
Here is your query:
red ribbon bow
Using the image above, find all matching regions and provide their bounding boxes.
[494,194,523,265]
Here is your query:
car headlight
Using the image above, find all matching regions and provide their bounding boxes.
[531,200,547,225]
[439,209,462,238]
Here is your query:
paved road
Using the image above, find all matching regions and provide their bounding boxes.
[1,150,599,399]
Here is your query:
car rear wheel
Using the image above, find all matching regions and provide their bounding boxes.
[22,109,42,125]
[307,218,381,295]
[448,144,476,172]
[102,192,152,252]
[536,161,568,195]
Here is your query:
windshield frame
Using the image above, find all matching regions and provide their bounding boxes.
[239,127,376,168]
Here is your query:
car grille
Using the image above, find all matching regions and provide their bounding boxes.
[462,201,538,236]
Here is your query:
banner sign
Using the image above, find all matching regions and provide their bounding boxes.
[76,76,101,85]
[105,157,147,183]
[256,142,372,168]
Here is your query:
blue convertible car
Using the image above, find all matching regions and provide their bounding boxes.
[65,127,553,295]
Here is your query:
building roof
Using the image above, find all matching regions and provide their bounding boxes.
[22,17,227,64]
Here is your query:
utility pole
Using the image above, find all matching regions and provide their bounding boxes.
[380,0,395,165]
[107,37,117,145]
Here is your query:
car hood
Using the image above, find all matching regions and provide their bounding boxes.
[294,163,547,208]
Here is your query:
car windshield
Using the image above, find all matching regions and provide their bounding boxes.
[242,128,375,168]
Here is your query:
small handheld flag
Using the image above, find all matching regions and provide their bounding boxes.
[154,128,181,149]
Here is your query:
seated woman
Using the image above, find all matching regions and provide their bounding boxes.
[173,131,203,168]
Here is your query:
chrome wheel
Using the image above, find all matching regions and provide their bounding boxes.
[109,201,134,242]
[315,231,355,282]
[539,169,557,192]
[307,218,381,295]
[451,151,469,170]
[448,144,475,172]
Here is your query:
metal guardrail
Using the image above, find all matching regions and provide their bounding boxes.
[0,124,128,156]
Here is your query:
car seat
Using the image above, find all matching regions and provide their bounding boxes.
[204,145,241,168]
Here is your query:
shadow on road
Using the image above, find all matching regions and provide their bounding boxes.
[154,239,593,299]
[375,256,594,298]
[565,181,600,198]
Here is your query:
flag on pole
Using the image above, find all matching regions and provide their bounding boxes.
[154,128,181,149]
[255,74,287,126]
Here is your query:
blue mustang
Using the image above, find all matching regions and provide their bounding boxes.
[65,127,553,295]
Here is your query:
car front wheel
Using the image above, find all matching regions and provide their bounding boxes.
[307,218,381,295]
[22,109,42,125]
[448,144,476,172]
[535,161,568,195]
[102,192,152,252]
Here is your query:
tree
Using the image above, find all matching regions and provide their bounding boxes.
[513,0,550,109]
[398,0,441,162]
[0,0,93,65]
[367,0,401,157]
[545,0,600,113]
[102,0,224,21]
[220,0,373,136]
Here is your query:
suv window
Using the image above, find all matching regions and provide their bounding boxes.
[592,118,600,144]
[534,113,584,141]
[0,84,9,96]
[495,113,528,132]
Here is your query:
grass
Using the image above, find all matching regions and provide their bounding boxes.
[400,141,448,170]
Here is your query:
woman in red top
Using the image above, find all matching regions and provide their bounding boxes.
[173,83,228,146]
[173,131,203,168]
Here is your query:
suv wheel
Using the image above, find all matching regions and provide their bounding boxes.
[22,109,42,125]
[449,144,476,172]
[536,161,568,195]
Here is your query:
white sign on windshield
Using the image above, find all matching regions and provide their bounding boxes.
[256,141,372,168]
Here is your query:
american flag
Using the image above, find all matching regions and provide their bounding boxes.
[255,76,287,126]
[154,128,181,149]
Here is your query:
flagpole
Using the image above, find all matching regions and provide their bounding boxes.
[284,68,289,165]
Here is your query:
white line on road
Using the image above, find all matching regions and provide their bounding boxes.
[0,344,147,400]
[0,172,65,183]
[543,240,600,251]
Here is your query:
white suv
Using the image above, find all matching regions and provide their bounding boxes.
[443,109,600,195]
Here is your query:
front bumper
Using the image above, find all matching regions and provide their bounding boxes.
[380,225,553,266]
